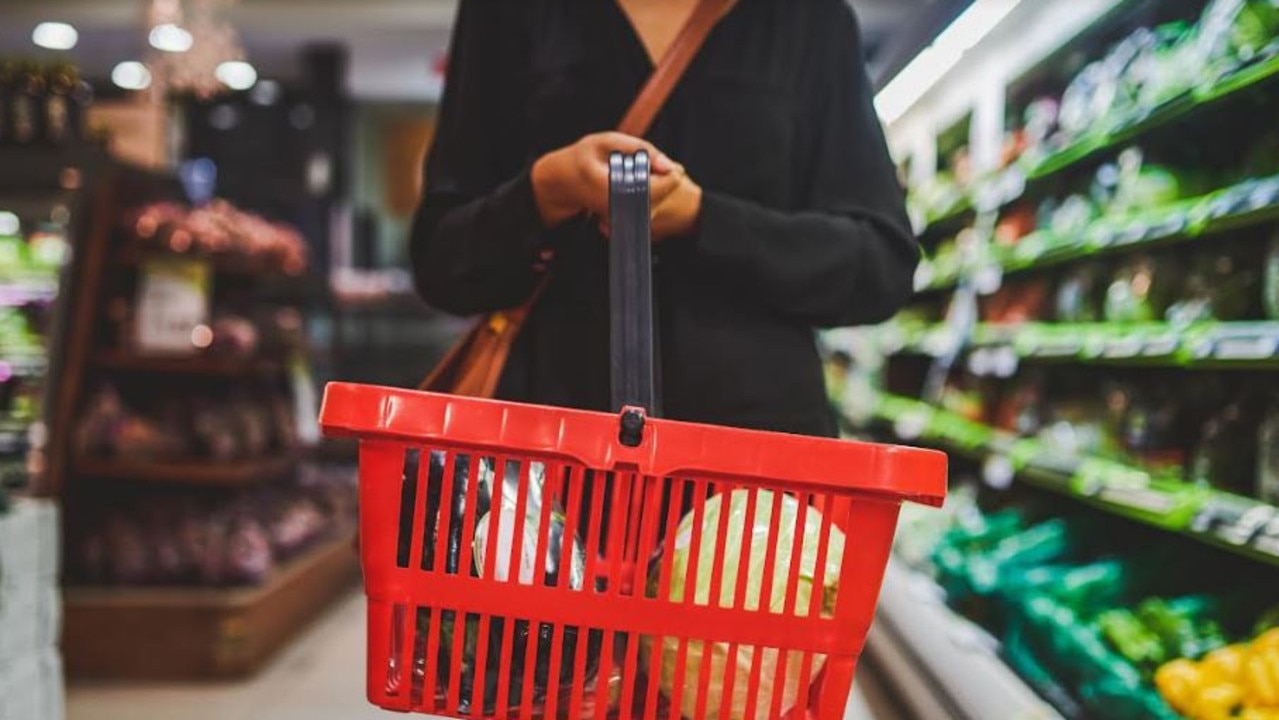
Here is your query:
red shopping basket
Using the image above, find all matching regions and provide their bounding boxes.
[318,152,947,720]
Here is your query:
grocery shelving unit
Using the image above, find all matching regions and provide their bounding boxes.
[33,158,358,680]
[845,0,1279,717]
[62,529,356,680]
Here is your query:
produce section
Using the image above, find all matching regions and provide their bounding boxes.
[839,0,1279,717]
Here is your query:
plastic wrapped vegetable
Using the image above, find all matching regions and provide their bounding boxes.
[415,454,596,715]
[644,489,845,720]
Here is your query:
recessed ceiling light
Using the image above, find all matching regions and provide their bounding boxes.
[149,23,193,53]
[216,61,257,91]
[33,22,78,50]
[249,79,280,105]
[112,61,152,91]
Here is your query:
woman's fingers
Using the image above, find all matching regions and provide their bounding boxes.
[589,132,677,174]
[650,171,685,207]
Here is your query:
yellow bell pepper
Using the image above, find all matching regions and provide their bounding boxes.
[1256,629,1279,652]
[1201,645,1249,685]
[1189,682,1245,720]
[1244,646,1279,708]
[1186,680,1248,720]
[1156,658,1203,714]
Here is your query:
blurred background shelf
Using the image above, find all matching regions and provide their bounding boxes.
[62,530,359,680]
[74,454,299,487]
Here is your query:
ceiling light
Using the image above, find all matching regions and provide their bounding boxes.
[249,79,280,105]
[32,22,78,50]
[149,23,193,53]
[112,61,152,91]
[875,0,1024,124]
[216,61,257,91]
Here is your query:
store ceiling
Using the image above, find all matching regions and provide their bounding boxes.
[0,0,929,101]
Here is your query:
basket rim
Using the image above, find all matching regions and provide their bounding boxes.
[319,382,947,508]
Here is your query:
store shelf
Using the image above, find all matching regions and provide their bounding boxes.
[74,454,298,487]
[920,201,977,241]
[917,173,1279,294]
[865,394,1279,569]
[92,349,280,377]
[62,531,360,680]
[887,321,1279,369]
[1022,52,1279,184]
[863,560,1063,720]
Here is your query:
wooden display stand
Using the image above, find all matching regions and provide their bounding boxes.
[63,532,358,680]
[47,162,356,680]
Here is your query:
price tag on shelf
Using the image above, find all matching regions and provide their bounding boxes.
[1213,335,1279,361]
[1193,497,1276,546]
[1149,213,1189,239]
[1143,333,1181,358]
[1248,178,1279,210]
[1098,486,1178,516]
[134,258,211,355]
[1104,336,1144,359]
[289,352,321,447]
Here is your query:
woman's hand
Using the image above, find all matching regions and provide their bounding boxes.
[651,174,703,241]
[531,132,684,227]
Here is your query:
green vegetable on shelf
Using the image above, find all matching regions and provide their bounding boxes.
[1139,597,1229,664]
[1100,608,1170,669]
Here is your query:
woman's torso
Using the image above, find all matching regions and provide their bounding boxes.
[497,0,845,436]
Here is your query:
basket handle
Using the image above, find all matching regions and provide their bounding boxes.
[608,151,656,417]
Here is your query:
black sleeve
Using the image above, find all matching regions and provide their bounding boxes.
[692,3,919,329]
[408,0,543,317]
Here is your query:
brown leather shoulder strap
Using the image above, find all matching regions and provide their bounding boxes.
[618,0,735,137]
[515,0,730,314]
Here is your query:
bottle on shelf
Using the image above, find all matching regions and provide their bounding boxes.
[44,61,79,145]
[9,60,46,146]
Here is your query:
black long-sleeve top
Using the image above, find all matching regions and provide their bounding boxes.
[411,0,919,437]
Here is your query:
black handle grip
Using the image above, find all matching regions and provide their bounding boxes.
[609,151,655,413]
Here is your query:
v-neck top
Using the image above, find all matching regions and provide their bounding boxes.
[410,0,919,437]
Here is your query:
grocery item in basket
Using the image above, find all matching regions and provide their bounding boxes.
[418,453,595,715]
[645,489,845,720]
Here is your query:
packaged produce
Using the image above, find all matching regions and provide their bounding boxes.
[1265,234,1279,321]
[1120,389,1189,471]
[1191,395,1262,495]
[982,280,1050,325]
[993,371,1046,436]
[645,489,845,720]
[1196,0,1279,81]
[414,454,596,716]
[1105,254,1181,323]
[1056,262,1107,323]
[1258,395,1279,503]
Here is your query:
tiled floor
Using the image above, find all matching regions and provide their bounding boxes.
[67,590,878,720]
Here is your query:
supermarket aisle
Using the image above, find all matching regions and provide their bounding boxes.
[67,590,881,720]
